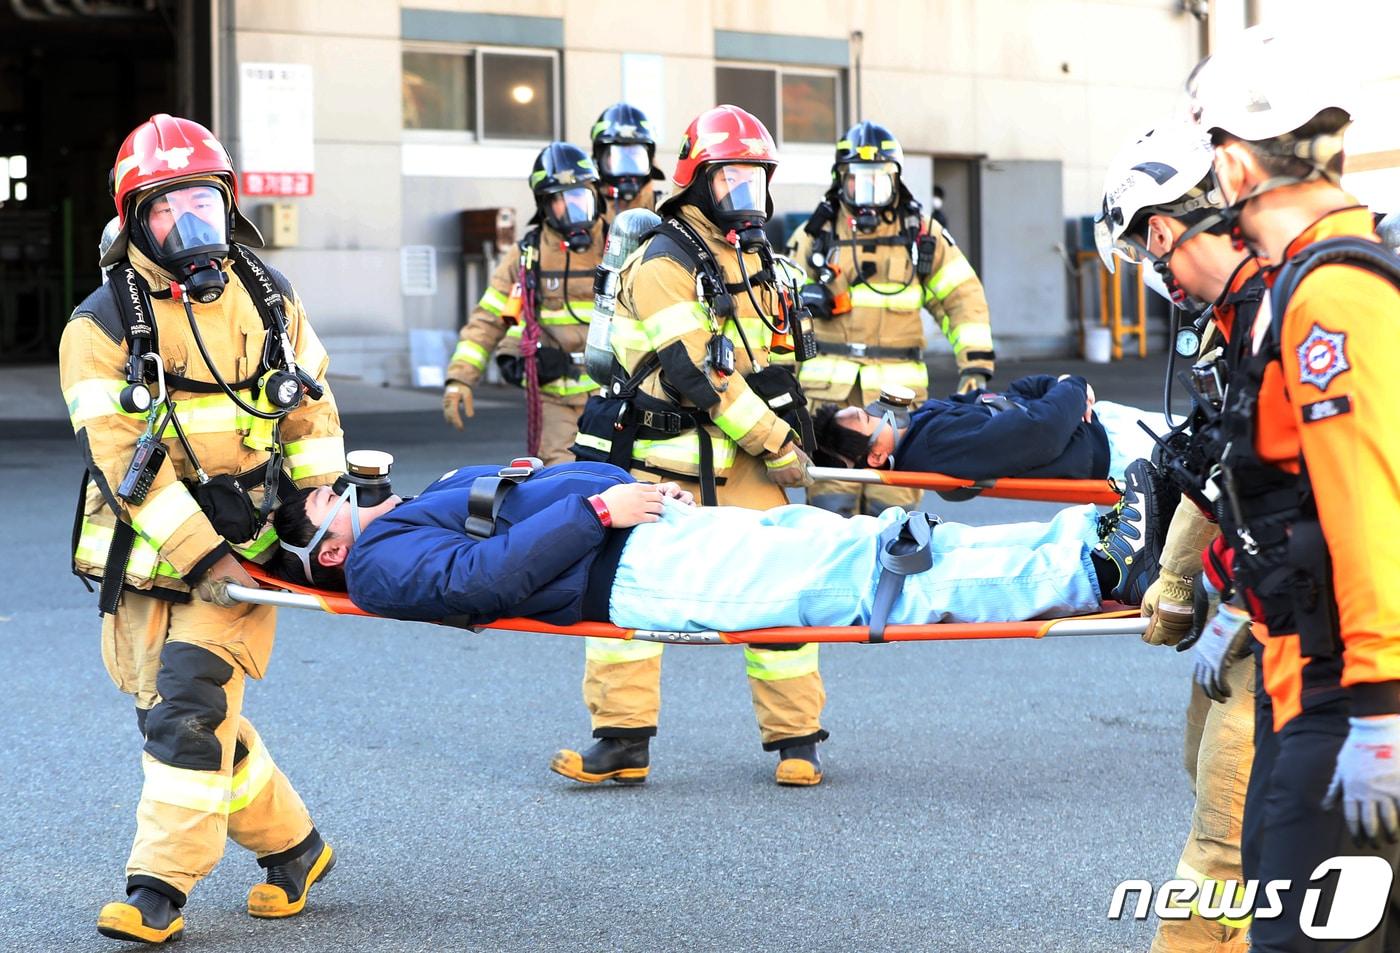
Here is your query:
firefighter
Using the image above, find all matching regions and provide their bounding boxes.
[1097,120,1261,953]
[789,121,995,516]
[61,115,344,944]
[591,101,667,218]
[560,104,827,787]
[441,142,605,465]
[1186,27,1400,951]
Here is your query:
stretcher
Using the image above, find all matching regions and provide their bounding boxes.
[227,565,1148,645]
[806,466,1122,506]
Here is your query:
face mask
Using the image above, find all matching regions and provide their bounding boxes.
[279,450,394,581]
[601,143,650,176]
[863,386,916,468]
[138,183,231,303]
[707,163,769,229]
[543,187,598,251]
[841,162,897,208]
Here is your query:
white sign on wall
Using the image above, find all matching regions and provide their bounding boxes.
[239,62,315,197]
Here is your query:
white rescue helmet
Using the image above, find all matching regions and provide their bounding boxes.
[1094,122,1224,273]
[1185,26,1352,165]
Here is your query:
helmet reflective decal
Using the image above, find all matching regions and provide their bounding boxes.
[154,147,194,171]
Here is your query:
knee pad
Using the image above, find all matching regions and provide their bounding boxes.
[143,643,235,771]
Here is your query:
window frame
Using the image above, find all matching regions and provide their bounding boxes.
[401,41,562,146]
[714,60,845,149]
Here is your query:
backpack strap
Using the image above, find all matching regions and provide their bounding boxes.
[1269,236,1400,340]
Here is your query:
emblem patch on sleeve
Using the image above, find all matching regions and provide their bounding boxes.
[1296,324,1350,390]
[1301,395,1351,423]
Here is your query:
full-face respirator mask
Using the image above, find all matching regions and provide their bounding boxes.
[135,182,232,303]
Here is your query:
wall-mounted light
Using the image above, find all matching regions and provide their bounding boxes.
[511,84,535,105]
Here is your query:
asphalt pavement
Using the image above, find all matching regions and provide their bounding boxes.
[0,355,1198,953]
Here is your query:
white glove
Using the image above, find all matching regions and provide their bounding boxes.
[1190,601,1253,702]
[1325,715,1400,844]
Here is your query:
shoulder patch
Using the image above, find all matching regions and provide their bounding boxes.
[1295,323,1350,390]
[68,283,125,345]
[639,230,697,273]
[1301,395,1352,423]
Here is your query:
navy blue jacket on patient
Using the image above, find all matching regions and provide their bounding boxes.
[346,462,634,623]
[895,374,1110,480]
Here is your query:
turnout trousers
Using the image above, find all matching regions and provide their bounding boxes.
[581,451,827,750]
[102,591,313,900]
[1152,656,1256,953]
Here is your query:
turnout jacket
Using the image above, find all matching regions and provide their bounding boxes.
[790,211,993,403]
[346,462,634,623]
[893,375,1107,480]
[445,218,606,403]
[59,245,344,599]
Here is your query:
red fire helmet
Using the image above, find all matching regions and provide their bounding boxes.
[671,104,778,191]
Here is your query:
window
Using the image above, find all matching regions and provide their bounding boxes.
[402,46,559,142]
[715,64,842,146]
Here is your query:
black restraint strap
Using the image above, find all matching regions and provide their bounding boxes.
[869,512,938,642]
[464,458,543,541]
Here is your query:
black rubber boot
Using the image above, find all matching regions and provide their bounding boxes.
[550,736,650,784]
[97,886,184,944]
[775,742,823,786]
[247,829,335,919]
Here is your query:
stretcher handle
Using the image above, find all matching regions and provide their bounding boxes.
[225,583,326,611]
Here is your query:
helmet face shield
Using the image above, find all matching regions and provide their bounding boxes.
[544,186,598,231]
[1093,205,1151,274]
[707,163,768,219]
[601,143,650,177]
[140,183,228,261]
[840,161,897,208]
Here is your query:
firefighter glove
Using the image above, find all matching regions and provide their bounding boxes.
[1141,575,1195,647]
[1325,715,1400,845]
[765,442,814,488]
[443,381,475,429]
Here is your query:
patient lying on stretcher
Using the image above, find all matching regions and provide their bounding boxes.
[269,460,1167,631]
[813,374,1168,483]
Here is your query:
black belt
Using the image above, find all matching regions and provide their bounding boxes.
[817,342,923,361]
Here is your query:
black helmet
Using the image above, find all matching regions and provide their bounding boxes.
[528,142,602,250]
[591,102,665,200]
[832,121,906,228]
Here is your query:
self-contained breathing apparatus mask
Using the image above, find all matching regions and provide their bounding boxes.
[542,186,599,253]
[278,450,394,582]
[599,143,651,203]
[839,161,898,233]
[135,182,232,304]
[704,163,769,248]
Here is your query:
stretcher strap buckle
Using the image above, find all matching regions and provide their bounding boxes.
[868,512,938,643]
[465,460,542,541]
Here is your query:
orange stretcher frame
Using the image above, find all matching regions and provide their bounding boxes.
[230,565,1146,645]
[806,466,1121,506]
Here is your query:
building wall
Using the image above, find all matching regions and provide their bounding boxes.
[226,0,1211,383]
